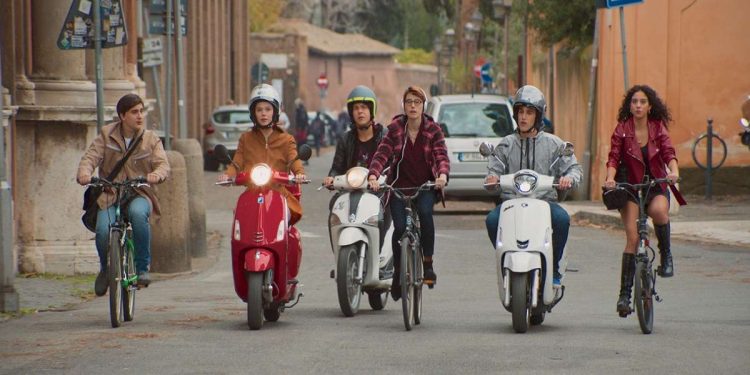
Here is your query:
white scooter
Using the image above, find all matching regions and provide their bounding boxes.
[479,142,571,333]
[323,166,394,316]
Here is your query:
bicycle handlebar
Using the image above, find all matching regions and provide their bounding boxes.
[613,177,679,190]
[89,176,149,188]
[379,182,436,199]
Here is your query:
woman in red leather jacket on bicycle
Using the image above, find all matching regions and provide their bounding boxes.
[604,84,687,317]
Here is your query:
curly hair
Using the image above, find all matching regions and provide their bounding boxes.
[616,85,672,127]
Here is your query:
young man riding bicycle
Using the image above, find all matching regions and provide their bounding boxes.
[77,94,170,296]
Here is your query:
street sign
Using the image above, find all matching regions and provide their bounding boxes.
[57,0,128,50]
[140,37,163,67]
[251,62,270,83]
[596,0,643,8]
[317,74,329,90]
[148,0,188,36]
[480,63,493,83]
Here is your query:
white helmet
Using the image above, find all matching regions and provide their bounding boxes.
[249,83,281,126]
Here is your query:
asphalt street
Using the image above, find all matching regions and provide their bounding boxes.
[1,150,749,374]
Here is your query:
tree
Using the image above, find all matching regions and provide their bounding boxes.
[249,0,287,32]
[526,0,596,48]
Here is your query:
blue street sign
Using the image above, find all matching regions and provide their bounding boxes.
[596,0,643,8]
[480,63,493,83]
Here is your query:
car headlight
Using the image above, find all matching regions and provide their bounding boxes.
[345,167,368,189]
[250,163,273,186]
[514,173,537,194]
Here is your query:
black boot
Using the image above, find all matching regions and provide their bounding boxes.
[391,262,401,301]
[423,259,437,288]
[655,222,674,277]
[617,253,636,317]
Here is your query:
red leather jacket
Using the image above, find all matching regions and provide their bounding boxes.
[607,118,686,205]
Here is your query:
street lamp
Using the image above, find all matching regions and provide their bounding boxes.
[463,21,476,93]
[434,37,442,95]
[469,9,483,94]
[492,0,512,95]
[444,28,455,94]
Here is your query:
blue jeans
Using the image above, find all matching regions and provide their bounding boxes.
[95,196,152,274]
[390,190,437,263]
[485,201,569,275]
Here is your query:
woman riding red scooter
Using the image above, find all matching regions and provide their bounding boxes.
[217,84,311,330]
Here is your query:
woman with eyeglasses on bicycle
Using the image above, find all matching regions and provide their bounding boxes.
[368,86,450,301]
[604,84,686,317]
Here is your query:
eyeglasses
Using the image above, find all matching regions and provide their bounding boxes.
[404,99,423,106]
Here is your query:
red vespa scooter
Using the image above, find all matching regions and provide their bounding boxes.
[214,144,312,330]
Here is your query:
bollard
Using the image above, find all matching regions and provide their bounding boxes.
[151,151,191,273]
[172,139,207,257]
[691,118,727,201]
[706,118,713,200]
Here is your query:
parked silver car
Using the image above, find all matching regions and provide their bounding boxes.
[203,105,253,171]
[425,94,516,200]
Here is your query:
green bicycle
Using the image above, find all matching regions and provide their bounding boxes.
[89,177,147,328]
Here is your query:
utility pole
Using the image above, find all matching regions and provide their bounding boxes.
[174,0,187,139]
[583,11,601,200]
[164,0,173,150]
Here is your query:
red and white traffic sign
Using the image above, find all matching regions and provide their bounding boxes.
[317,74,329,90]
[473,57,486,78]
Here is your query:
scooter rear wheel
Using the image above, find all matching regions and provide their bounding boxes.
[247,272,264,330]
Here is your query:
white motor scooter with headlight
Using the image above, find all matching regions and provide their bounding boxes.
[322,166,393,317]
[479,142,569,333]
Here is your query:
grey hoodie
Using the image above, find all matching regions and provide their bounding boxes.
[485,131,583,202]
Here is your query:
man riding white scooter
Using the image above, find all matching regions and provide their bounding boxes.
[484,85,582,287]
[323,85,390,245]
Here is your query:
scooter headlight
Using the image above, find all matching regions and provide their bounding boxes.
[329,212,341,227]
[345,167,368,189]
[514,172,537,194]
[250,163,273,186]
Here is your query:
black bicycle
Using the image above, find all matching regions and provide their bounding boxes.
[613,177,675,334]
[384,182,435,331]
[88,176,148,328]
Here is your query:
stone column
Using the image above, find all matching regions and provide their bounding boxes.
[12,0,117,274]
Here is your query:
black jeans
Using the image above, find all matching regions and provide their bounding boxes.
[389,190,437,265]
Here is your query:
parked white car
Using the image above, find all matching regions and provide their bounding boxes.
[202,105,253,171]
[425,94,516,200]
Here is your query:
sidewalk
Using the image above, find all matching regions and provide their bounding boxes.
[563,194,750,249]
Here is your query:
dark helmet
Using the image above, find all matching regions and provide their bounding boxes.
[248,83,281,126]
[346,85,377,122]
[512,85,546,130]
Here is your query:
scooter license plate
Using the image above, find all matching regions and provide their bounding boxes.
[457,152,486,162]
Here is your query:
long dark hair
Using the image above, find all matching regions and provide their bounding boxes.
[617,85,672,127]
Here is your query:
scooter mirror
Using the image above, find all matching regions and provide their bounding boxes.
[561,142,575,157]
[479,142,494,157]
[213,144,231,163]
[297,144,313,161]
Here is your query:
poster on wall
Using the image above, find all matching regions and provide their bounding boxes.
[57,0,128,50]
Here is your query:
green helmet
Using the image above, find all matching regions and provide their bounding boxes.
[346,85,377,122]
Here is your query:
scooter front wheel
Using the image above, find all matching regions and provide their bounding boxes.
[336,244,362,317]
[247,272,264,330]
[510,272,530,333]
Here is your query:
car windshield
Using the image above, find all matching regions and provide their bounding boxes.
[438,102,513,138]
[213,111,251,124]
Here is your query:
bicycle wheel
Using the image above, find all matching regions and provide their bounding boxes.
[108,229,123,328]
[634,258,654,334]
[400,237,414,331]
[414,245,423,325]
[336,244,362,317]
[123,237,136,322]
